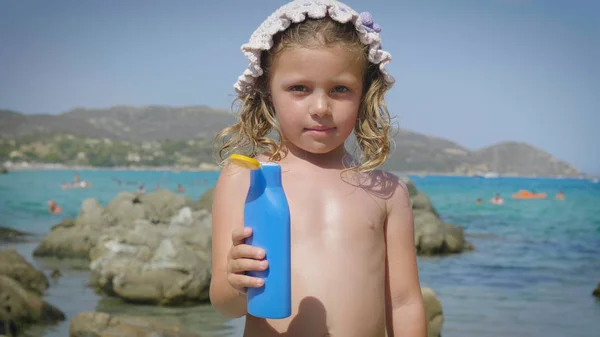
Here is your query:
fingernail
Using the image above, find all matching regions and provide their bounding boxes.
[258,250,265,258]
[261,261,268,268]
[257,279,264,286]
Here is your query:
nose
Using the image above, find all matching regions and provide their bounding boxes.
[310,91,331,118]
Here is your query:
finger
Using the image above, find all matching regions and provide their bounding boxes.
[230,244,265,260]
[228,273,264,289]
[231,227,252,245]
[230,258,268,274]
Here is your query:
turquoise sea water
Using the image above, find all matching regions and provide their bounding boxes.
[1,170,599,337]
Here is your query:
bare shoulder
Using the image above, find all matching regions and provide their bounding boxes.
[214,153,270,197]
[357,169,410,209]
[213,161,251,211]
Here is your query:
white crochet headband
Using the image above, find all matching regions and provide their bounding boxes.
[234,0,395,97]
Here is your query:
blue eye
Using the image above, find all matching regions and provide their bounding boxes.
[332,86,349,93]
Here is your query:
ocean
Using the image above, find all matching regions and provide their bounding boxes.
[1,170,599,337]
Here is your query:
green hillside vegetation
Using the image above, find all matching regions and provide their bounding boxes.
[0,135,215,168]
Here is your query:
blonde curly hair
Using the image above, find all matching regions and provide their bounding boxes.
[214,17,393,172]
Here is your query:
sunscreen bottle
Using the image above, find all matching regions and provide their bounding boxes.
[229,154,291,319]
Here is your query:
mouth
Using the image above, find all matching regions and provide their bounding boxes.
[305,126,336,132]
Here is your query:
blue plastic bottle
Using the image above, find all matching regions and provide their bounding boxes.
[244,162,291,319]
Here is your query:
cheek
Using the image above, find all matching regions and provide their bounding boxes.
[335,102,360,130]
[272,95,303,127]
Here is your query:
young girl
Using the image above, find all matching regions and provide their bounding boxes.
[210,1,426,336]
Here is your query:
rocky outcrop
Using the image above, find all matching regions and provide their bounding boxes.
[89,207,212,305]
[34,190,203,260]
[422,287,444,337]
[196,187,214,211]
[0,250,65,335]
[33,189,214,306]
[405,179,472,255]
[33,199,109,259]
[0,227,34,243]
[69,312,200,337]
[0,249,49,295]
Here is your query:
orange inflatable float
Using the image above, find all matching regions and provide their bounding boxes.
[512,190,547,199]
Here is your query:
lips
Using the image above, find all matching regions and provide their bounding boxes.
[306,126,335,131]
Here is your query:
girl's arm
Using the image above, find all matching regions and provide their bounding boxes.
[209,163,250,318]
[384,178,427,337]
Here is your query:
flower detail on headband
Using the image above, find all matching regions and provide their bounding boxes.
[234,0,395,97]
[359,12,381,33]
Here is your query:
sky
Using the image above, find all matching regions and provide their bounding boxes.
[0,0,598,174]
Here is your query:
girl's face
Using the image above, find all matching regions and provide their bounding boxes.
[269,45,364,156]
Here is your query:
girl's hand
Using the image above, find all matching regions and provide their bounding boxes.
[227,227,268,294]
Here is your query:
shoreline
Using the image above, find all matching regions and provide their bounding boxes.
[2,162,221,172]
[2,162,591,179]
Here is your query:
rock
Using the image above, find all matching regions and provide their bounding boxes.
[413,210,469,255]
[34,199,108,259]
[69,312,200,337]
[0,167,7,174]
[0,320,18,337]
[444,222,467,253]
[0,249,49,295]
[411,192,440,218]
[89,207,212,305]
[77,198,111,229]
[413,211,446,255]
[402,178,419,198]
[593,283,600,299]
[105,192,147,226]
[405,178,471,255]
[0,275,65,332]
[0,250,62,334]
[33,225,101,259]
[139,190,197,224]
[50,218,76,231]
[0,227,34,243]
[422,287,444,337]
[50,269,62,279]
[34,190,200,261]
[196,188,215,211]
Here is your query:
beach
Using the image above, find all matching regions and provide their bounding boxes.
[1,169,599,337]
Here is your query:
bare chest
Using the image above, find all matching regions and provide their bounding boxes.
[281,173,387,249]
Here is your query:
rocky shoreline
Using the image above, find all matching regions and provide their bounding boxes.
[2,179,471,337]
[2,162,220,172]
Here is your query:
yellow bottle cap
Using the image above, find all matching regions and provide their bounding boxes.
[229,154,261,170]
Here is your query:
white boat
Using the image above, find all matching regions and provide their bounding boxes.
[475,172,499,179]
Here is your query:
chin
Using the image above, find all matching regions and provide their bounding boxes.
[293,140,345,155]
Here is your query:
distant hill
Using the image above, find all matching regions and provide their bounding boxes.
[470,142,580,177]
[382,129,479,173]
[0,106,582,176]
[0,109,114,139]
[0,105,234,141]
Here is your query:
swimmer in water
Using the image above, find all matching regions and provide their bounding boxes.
[48,200,62,214]
[490,193,504,205]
